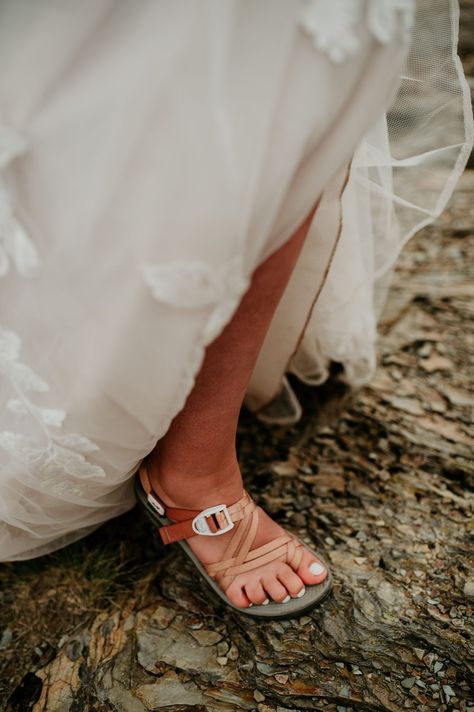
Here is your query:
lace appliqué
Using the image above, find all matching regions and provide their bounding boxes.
[0,124,40,278]
[0,325,105,496]
[0,125,103,495]
[300,0,361,64]
[141,256,249,341]
[299,0,415,64]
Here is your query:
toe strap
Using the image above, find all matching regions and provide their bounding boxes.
[206,533,306,590]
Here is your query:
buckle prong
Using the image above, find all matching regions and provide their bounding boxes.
[192,504,234,536]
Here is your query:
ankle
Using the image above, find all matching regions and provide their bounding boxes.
[147,455,244,509]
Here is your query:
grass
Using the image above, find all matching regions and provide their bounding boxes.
[0,506,158,704]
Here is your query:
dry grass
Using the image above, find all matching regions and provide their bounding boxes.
[0,507,157,705]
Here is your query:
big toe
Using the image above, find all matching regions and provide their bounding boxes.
[297,548,328,586]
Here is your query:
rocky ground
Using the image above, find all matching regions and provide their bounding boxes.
[1,176,473,712]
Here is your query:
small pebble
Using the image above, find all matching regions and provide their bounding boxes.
[227,643,239,661]
[217,641,229,657]
[216,656,228,666]
[253,689,265,702]
[0,628,12,650]
[463,578,474,600]
[274,673,288,684]
[401,677,416,689]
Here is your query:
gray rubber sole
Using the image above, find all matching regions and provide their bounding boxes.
[134,472,332,620]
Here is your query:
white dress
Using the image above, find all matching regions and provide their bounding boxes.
[0,0,472,560]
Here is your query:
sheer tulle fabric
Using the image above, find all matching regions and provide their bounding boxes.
[248,0,473,421]
[0,1,471,560]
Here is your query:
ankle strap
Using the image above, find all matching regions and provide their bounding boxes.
[139,463,255,545]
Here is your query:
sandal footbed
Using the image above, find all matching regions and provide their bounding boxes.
[134,472,332,620]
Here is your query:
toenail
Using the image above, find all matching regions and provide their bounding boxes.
[247,603,253,607]
[296,587,306,598]
[282,595,291,603]
[309,561,326,576]
[262,598,270,605]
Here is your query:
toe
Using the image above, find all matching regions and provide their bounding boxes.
[262,575,291,603]
[244,579,268,606]
[297,548,328,586]
[277,563,306,598]
[225,579,252,609]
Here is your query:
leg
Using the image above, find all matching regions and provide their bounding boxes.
[147,201,327,608]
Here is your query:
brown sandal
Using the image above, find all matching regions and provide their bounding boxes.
[134,460,332,619]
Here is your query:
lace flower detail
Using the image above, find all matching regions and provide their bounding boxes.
[300,0,361,64]
[0,326,105,495]
[367,0,415,45]
[141,256,249,341]
[299,0,415,64]
[0,124,40,278]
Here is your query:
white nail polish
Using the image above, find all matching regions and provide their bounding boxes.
[296,587,306,598]
[309,561,326,576]
[282,595,291,603]
[248,603,253,607]
[262,598,270,605]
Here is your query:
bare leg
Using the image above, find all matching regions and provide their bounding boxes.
[147,201,327,608]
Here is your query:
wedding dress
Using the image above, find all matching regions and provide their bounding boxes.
[0,0,472,560]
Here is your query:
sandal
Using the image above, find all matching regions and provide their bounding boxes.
[134,460,332,619]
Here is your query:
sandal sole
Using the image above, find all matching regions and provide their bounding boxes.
[134,470,333,620]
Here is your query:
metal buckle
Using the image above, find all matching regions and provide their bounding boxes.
[147,492,165,516]
[192,504,234,536]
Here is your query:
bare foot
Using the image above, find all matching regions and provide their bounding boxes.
[147,457,328,608]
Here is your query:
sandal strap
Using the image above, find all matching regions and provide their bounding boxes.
[206,535,305,589]
[139,463,254,544]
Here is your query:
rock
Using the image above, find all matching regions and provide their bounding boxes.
[441,385,474,407]
[149,606,176,630]
[274,674,289,684]
[294,495,312,511]
[389,396,425,416]
[0,628,12,650]
[272,462,297,477]
[420,354,453,372]
[135,672,206,708]
[216,656,228,666]
[418,343,432,357]
[216,640,229,656]
[108,686,147,712]
[227,643,239,661]
[401,677,416,689]
[290,512,307,527]
[254,689,265,702]
[463,578,474,600]
[137,613,226,677]
[313,473,346,494]
[189,629,222,647]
